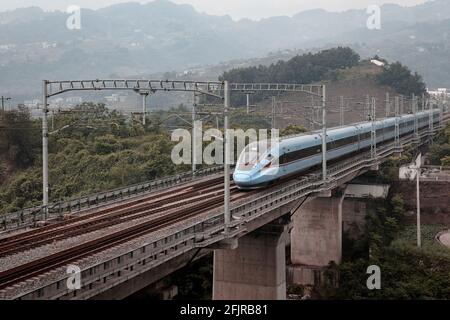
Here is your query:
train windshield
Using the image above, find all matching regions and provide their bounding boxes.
[237,140,274,171]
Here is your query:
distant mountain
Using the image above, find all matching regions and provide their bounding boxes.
[0,0,450,101]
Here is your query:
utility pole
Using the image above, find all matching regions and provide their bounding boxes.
[42,81,49,218]
[317,105,320,129]
[224,81,231,233]
[135,89,152,125]
[142,93,147,125]
[414,154,422,248]
[422,93,425,112]
[400,95,404,115]
[429,99,434,135]
[413,94,418,138]
[416,164,421,248]
[401,154,422,247]
[386,92,390,118]
[340,96,344,126]
[395,96,400,148]
[243,91,254,115]
[271,96,276,129]
[51,111,55,132]
[141,91,149,125]
[322,85,327,181]
[1,96,11,112]
[366,94,370,120]
[346,100,350,124]
[192,92,197,176]
[370,97,377,159]
[278,98,283,115]
[400,154,422,247]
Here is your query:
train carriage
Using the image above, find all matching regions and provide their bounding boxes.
[234,110,441,189]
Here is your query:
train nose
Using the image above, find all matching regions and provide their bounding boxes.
[233,172,254,188]
[233,172,251,183]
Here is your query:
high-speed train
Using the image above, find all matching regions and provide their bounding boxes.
[233,110,441,189]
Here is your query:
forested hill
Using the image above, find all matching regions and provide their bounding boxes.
[220,47,427,106]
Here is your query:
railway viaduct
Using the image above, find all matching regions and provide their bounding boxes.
[0,90,448,300]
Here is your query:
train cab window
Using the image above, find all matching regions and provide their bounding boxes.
[238,141,275,170]
[237,143,259,170]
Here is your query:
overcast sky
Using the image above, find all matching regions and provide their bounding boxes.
[0,0,430,20]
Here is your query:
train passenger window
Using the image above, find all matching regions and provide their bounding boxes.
[360,132,371,140]
[330,136,357,150]
[280,145,321,164]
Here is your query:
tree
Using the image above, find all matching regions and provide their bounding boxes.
[0,107,40,168]
[441,156,450,166]
[0,103,188,213]
[427,123,450,165]
[376,62,427,96]
[281,125,308,136]
[428,144,450,165]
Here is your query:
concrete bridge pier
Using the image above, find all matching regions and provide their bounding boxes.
[290,192,345,286]
[212,216,291,300]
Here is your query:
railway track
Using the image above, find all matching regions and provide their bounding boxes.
[0,176,226,258]
[0,177,252,291]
